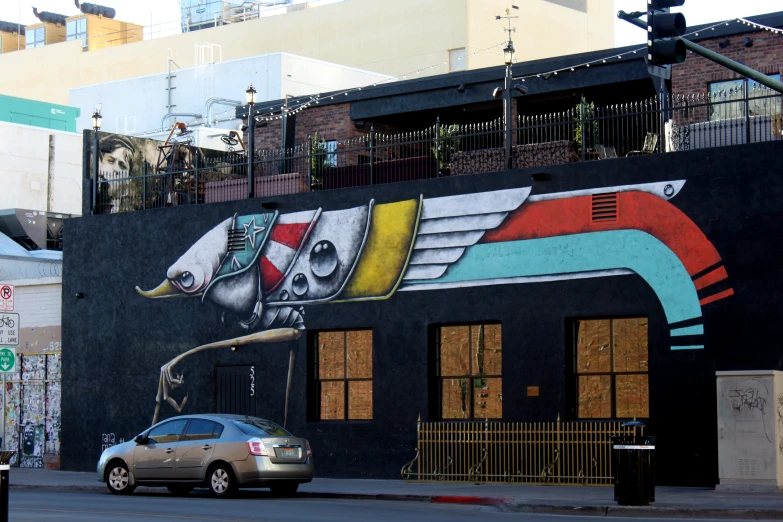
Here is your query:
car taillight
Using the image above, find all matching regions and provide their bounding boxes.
[248,438,268,456]
[306,441,312,457]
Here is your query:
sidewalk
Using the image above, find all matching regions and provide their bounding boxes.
[9,468,783,519]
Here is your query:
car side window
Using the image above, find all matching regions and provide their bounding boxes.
[212,423,225,439]
[182,419,218,442]
[147,419,188,444]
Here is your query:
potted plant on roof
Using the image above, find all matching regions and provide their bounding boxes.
[309,132,329,190]
[573,96,599,161]
[432,123,461,176]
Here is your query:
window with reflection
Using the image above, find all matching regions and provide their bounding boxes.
[709,74,782,121]
[312,329,373,421]
[572,318,649,419]
[436,324,502,420]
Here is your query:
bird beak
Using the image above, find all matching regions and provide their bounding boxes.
[135,279,197,299]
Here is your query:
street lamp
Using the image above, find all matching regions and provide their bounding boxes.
[91,108,102,215]
[503,40,515,66]
[495,6,524,170]
[245,84,256,199]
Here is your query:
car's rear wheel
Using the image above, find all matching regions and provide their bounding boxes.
[207,463,237,497]
[269,482,299,497]
[167,485,194,496]
[105,462,136,495]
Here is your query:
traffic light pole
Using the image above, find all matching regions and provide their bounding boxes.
[619,11,783,95]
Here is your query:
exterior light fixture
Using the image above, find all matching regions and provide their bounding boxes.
[91,109,102,131]
[245,84,257,105]
[503,41,515,65]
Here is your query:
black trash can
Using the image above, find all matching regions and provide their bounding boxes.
[611,422,656,506]
[0,450,15,522]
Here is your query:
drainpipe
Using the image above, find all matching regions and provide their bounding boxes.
[161,113,203,132]
[204,98,243,127]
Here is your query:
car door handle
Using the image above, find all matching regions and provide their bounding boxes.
[202,445,212,450]
[164,448,175,454]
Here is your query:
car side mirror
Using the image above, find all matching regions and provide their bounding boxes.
[134,435,147,445]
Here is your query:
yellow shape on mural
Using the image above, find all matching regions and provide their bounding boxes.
[342,198,420,299]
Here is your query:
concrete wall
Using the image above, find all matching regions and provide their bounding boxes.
[0,0,614,106]
[0,31,24,54]
[69,53,390,136]
[0,122,83,216]
[62,140,783,486]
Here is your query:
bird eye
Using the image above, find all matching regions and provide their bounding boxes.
[178,271,195,289]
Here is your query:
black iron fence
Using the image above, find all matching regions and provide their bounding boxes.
[94,88,782,214]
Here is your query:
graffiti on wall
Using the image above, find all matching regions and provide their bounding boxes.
[137,180,733,423]
[3,353,61,467]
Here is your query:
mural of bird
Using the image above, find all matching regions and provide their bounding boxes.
[137,181,732,423]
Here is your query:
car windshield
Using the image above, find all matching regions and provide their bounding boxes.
[233,419,291,437]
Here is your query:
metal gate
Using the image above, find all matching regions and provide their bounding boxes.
[401,415,642,485]
[215,365,255,416]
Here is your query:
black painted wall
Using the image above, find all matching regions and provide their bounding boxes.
[62,141,783,486]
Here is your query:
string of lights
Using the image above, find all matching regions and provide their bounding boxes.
[737,17,783,35]
[132,15,780,138]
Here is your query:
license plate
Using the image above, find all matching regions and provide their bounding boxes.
[280,448,297,458]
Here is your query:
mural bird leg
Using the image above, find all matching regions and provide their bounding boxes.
[152,328,303,425]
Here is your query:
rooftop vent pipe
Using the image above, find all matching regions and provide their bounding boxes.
[32,8,67,26]
[0,21,24,35]
[74,1,116,19]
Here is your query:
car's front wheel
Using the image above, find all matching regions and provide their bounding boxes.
[105,462,136,495]
[270,482,299,497]
[207,463,237,497]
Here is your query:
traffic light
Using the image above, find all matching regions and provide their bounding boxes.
[647,0,687,66]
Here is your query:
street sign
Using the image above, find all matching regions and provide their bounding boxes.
[0,347,15,373]
[647,63,672,80]
[0,285,13,312]
[0,313,19,346]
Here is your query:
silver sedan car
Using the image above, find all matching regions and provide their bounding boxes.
[97,414,313,497]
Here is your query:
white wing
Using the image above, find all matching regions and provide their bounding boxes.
[403,187,530,281]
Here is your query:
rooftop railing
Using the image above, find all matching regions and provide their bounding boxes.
[93,88,782,214]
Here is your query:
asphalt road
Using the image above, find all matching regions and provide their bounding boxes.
[7,489,768,521]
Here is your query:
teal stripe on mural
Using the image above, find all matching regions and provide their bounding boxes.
[671,345,705,350]
[670,325,704,336]
[408,230,702,327]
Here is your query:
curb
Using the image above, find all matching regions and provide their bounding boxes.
[9,484,783,519]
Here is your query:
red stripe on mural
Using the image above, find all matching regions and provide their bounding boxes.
[699,288,735,306]
[270,223,309,250]
[693,266,728,291]
[259,256,285,293]
[482,192,723,276]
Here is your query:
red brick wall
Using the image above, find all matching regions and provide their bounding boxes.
[294,103,364,144]
[672,30,783,94]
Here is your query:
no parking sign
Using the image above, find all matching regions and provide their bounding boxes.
[0,285,12,312]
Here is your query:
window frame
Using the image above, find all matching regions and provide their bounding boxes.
[25,27,45,49]
[569,316,650,421]
[708,74,782,121]
[66,17,88,48]
[433,323,503,421]
[310,328,373,422]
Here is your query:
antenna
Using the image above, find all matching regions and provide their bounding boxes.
[496,5,519,42]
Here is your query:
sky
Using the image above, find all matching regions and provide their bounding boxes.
[0,0,781,47]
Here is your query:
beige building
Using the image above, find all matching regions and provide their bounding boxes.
[0,0,614,106]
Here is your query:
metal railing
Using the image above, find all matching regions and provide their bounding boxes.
[93,88,782,214]
[401,415,642,485]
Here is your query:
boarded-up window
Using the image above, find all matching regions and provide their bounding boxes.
[574,318,648,419]
[314,330,372,420]
[437,324,502,420]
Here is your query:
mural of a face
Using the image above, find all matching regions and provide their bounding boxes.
[99,135,136,175]
[137,180,734,422]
